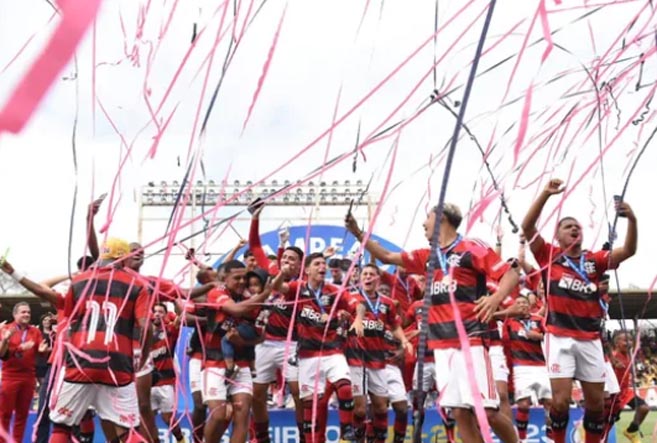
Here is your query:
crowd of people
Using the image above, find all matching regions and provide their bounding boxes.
[0,178,649,443]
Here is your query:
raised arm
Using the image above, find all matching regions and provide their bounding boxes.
[248,207,279,273]
[225,238,248,263]
[521,179,564,257]
[345,214,405,266]
[609,201,637,268]
[86,199,102,260]
[40,275,71,289]
[1,261,62,306]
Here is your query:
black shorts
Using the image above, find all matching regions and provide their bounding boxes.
[625,395,647,410]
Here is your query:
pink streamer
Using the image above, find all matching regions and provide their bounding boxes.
[0,0,103,134]
[512,83,534,168]
[241,5,288,133]
[538,0,554,62]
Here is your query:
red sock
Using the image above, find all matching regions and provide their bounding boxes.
[79,413,94,434]
[334,379,354,429]
[366,421,374,441]
[50,424,71,443]
[549,409,569,443]
[373,412,388,443]
[303,402,318,443]
[516,408,530,439]
[583,412,605,443]
[316,395,329,443]
[254,421,270,443]
[393,411,407,443]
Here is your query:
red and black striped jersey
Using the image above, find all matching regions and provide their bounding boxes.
[402,238,509,350]
[203,288,247,369]
[152,322,180,386]
[63,266,150,386]
[286,281,356,358]
[503,315,545,366]
[405,300,435,362]
[534,243,612,340]
[346,293,401,369]
[263,293,296,341]
[380,272,422,320]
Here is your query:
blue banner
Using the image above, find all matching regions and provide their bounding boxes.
[22,407,611,443]
[218,224,403,268]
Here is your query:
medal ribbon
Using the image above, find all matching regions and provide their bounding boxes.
[360,290,381,317]
[308,284,325,315]
[437,235,463,276]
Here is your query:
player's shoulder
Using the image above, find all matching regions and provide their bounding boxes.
[380,294,397,306]
[460,237,494,254]
[323,282,341,294]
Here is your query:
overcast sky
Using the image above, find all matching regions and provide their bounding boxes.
[1,0,656,291]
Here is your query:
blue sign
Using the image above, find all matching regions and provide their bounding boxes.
[215,224,403,269]
[22,407,611,443]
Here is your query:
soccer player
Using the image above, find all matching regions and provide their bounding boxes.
[0,302,47,443]
[521,178,637,443]
[610,331,649,443]
[201,260,271,443]
[123,242,215,443]
[248,205,306,443]
[346,203,520,443]
[503,295,552,441]
[272,252,358,443]
[150,303,185,443]
[349,264,412,443]
[48,238,152,443]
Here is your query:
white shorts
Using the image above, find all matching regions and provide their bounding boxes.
[604,361,620,395]
[189,357,203,393]
[385,364,408,404]
[50,382,139,428]
[434,346,498,409]
[350,366,388,397]
[545,333,606,383]
[202,367,253,403]
[413,361,435,392]
[136,355,154,378]
[151,385,175,413]
[253,340,299,384]
[513,365,552,402]
[489,345,509,383]
[298,354,351,400]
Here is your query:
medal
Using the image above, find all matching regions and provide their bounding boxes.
[587,282,597,293]
[320,313,329,323]
[442,275,452,285]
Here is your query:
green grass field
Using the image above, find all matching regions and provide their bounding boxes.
[616,411,657,442]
